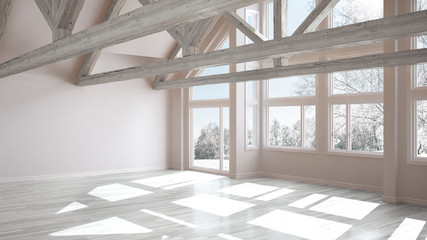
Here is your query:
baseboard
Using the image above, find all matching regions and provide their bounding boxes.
[231,172,259,179]
[168,165,184,170]
[396,197,427,206]
[0,165,169,183]
[382,196,398,203]
[258,171,383,193]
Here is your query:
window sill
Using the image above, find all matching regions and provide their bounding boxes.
[407,158,427,166]
[264,146,318,154]
[327,150,383,159]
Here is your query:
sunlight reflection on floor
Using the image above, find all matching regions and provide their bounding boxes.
[309,196,380,220]
[248,210,352,240]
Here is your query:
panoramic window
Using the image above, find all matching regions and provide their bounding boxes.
[333,0,383,28]
[190,38,230,172]
[266,75,316,150]
[330,68,384,154]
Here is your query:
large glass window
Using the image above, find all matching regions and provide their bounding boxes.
[266,75,316,150]
[415,0,427,89]
[330,68,384,154]
[333,0,383,28]
[190,38,230,172]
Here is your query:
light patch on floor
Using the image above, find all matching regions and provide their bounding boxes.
[132,171,222,188]
[388,218,426,240]
[218,183,278,198]
[172,194,255,217]
[309,196,380,220]
[248,210,352,240]
[217,233,242,240]
[49,217,152,236]
[161,175,224,190]
[56,201,88,214]
[88,183,152,202]
[141,209,197,228]
[255,188,295,201]
[288,194,328,208]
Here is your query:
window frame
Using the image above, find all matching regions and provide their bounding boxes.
[327,69,384,157]
[263,75,318,153]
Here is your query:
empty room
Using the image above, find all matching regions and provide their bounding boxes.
[1,0,427,239]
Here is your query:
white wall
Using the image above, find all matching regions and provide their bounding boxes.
[0,73,171,179]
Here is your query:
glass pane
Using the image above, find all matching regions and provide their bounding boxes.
[223,107,230,171]
[417,100,427,157]
[269,75,316,98]
[350,104,384,152]
[193,84,229,100]
[416,36,427,88]
[246,81,255,100]
[288,0,316,35]
[416,0,427,11]
[333,0,383,27]
[193,108,220,170]
[246,106,255,147]
[332,104,347,150]
[332,68,383,95]
[268,2,274,40]
[416,63,427,88]
[268,106,301,147]
[304,105,316,149]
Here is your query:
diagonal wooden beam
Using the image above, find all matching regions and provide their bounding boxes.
[223,11,266,43]
[75,11,427,86]
[34,0,55,30]
[153,44,182,85]
[154,48,427,89]
[293,0,340,35]
[53,0,85,41]
[189,15,221,47]
[0,0,12,44]
[0,0,259,79]
[77,0,125,80]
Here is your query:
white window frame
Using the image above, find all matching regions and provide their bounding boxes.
[263,76,318,153]
[188,36,231,173]
[327,70,384,158]
[245,80,260,150]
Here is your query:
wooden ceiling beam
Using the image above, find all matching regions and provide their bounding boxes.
[223,11,266,43]
[34,0,55,30]
[154,48,427,89]
[53,0,85,41]
[153,44,182,85]
[75,10,427,86]
[0,0,12,44]
[0,0,259,79]
[273,0,287,67]
[77,0,125,81]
